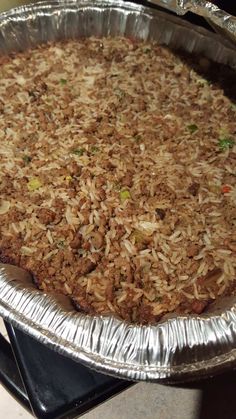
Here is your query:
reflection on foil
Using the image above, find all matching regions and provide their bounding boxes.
[148,0,236,44]
[0,1,236,382]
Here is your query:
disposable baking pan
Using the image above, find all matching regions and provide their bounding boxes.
[0,0,236,382]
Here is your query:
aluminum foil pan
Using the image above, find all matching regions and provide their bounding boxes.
[148,0,236,45]
[0,0,236,382]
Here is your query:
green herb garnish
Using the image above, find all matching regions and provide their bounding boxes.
[71,148,85,156]
[91,146,99,154]
[187,124,198,134]
[22,155,32,164]
[218,137,235,151]
[60,78,67,85]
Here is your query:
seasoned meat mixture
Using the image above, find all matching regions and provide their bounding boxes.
[0,37,235,323]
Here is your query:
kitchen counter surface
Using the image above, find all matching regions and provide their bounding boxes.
[0,381,200,419]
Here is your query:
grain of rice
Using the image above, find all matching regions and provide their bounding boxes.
[46,230,53,245]
[193,282,200,299]
[86,278,92,293]
[162,262,170,275]
[64,283,72,294]
[20,246,36,255]
[197,261,207,275]
[11,223,20,234]
[181,291,195,300]
[94,291,105,301]
[117,293,127,304]
[157,252,169,263]
[224,261,235,277]
[123,240,136,255]
[179,275,189,281]
[43,249,58,260]
[169,230,182,241]
[216,249,232,255]
[172,255,183,265]
[107,301,115,311]
[218,284,226,295]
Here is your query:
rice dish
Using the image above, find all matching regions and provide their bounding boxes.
[0,37,235,323]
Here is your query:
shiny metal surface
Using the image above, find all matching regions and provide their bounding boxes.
[0,1,35,13]
[149,0,236,44]
[0,0,236,382]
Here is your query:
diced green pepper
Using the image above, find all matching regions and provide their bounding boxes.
[187,124,198,134]
[71,148,85,156]
[119,189,131,203]
[27,178,42,191]
[22,155,31,164]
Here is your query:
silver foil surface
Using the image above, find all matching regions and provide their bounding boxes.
[0,0,236,382]
[149,0,236,45]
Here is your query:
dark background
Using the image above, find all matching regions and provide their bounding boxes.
[210,1,236,15]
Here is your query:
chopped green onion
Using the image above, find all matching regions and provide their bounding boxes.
[91,146,99,154]
[144,48,151,53]
[218,137,235,151]
[60,78,67,85]
[119,189,131,203]
[71,148,85,156]
[22,155,31,164]
[187,124,198,134]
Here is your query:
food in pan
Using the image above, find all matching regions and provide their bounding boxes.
[0,37,235,323]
